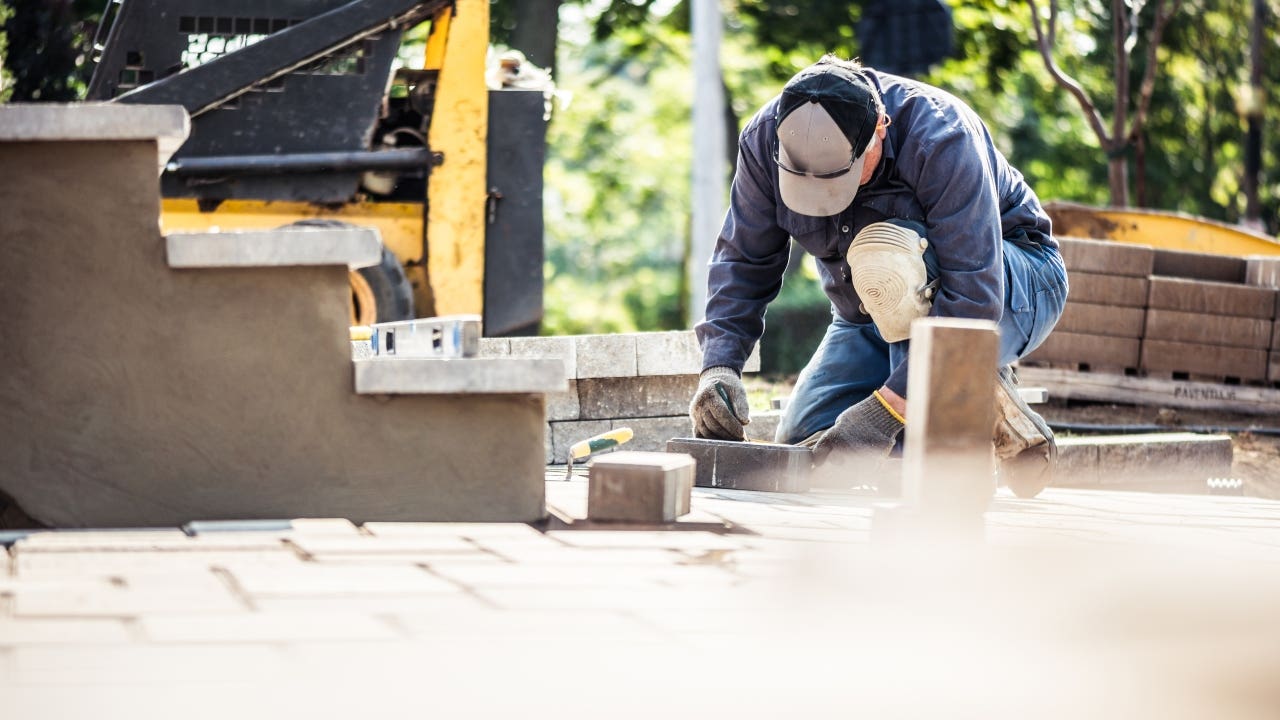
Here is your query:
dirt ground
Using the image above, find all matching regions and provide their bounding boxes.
[747,375,1280,499]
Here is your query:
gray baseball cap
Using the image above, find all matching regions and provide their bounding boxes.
[775,63,880,217]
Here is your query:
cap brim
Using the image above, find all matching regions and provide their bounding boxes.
[777,149,867,217]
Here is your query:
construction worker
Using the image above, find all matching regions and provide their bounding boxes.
[690,55,1068,487]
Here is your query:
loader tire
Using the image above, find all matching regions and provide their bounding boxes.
[282,219,414,325]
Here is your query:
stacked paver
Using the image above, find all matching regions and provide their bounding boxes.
[482,331,767,462]
[1024,238,1280,385]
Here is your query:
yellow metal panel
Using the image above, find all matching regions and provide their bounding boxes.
[423,6,451,70]
[160,198,425,262]
[1048,202,1280,257]
[425,0,488,316]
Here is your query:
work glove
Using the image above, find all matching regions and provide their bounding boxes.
[811,391,904,466]
[690,366,750,441]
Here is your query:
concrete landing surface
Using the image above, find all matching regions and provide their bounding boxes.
[2,481,1280,719]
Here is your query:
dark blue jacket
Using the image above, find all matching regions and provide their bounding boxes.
[695,70,1057,396]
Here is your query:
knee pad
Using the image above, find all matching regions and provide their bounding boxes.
[846,221,936,343]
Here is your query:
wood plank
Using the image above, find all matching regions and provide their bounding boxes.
[1014,365,1280,415]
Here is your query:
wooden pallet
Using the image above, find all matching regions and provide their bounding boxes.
[1015,365,1280,415]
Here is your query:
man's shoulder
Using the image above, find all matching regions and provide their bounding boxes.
[740,95,782,145]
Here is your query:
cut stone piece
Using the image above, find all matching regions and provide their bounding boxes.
[635,331,703,376]
[587,451,695,523]
[1245,255,1280,289]
[575,334,639,378]
[1147,277,1277,319]
[353,357,565,395]
[1023,331,1141,370]
[1140,339,1268,381]
[0,102,189,171]
[902,318,999,524]
[166,227,382,269]
[1053,433,1232,493]
[1068,272,1150,307]
[1144,308,1273,349]
[1269,351,1280,382]
[666,438,811,493]
[577,375,700,419]
[1152,248,1247,283]
[507,336,576,378]
[1057,302,1146,338]
[1058,237,1155,277]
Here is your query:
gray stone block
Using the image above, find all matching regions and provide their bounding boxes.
[1140,340,1269,381]
[1068,272,1150,307]
[635,331,702,376]
[744,410,783,443]
[479,338,511,356]
[1058,237,1155,277]
[1270,351,1280,382]
[546,380,580,421]
[1145,308,1272,349]
[1246,256,1280,289]
[1054,433,1233,493]
[1052,441,1100,486]
[1057,302,1145,338]
[1152,248,1247,283]
[354,358,566,395]
[613,416,693,453]
[1023,331,1140,370]
[577,375,699,419]
[508,336,576,378]
[550,420,613,464]
[0,102,189,170]
[587,452,695,523]
[1148,277,1277,319]
[166,228,382,269]
[575,334,638,378]
[666,438,811,492]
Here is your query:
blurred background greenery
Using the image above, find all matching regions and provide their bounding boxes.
[3,0,1275,370]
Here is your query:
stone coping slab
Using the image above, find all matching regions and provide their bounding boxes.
[482,331,761,380]
[0,103,189,171]
[353,357,566,395]
[166,228,382,269]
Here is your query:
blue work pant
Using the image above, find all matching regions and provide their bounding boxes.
[775,239,1069,444]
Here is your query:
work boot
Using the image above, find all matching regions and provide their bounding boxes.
[993,366,1056,499]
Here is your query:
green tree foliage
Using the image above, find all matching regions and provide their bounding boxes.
[0,2,11,102]
[0,0,99,101]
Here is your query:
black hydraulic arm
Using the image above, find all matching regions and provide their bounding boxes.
[113,0,452,117]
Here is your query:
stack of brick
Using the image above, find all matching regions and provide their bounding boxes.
[1022,239,1280,385]
[481,331,764,463]
[1024,237,1153,372]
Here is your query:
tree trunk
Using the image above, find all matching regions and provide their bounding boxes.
[510,0,563,76]
[1107,153,1129,207]
[1135,132,1146,207]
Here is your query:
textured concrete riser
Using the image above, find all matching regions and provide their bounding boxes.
[1152,248,1247,284]
[1143,309,1273,349]
[1148,277,1277,319]
[1056,302,1145,339]
[1066,272,1150,307]
[1023,331,1140,371]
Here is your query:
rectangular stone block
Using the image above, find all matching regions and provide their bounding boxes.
[614,416,693,453]
[635,331,702,376]
[577,375,699,419]
[574,334,639,378]
[546,380,579,421]
[1023,331,1140,370]
[507,336,576,378]
[1145,308,1273,349]
[479,337,511,356]
[1152,248,1247,283]
[1270,351,1280,383]
[1052,440,1100,486]
[1056,302,1145,338]
[1058,237,1155,277]
[1246,255,1280,289]
[550,419,613,464]
[744,409,783,443]
[587,451,695,523]
[666,438,811,493]
[1068,271,1150,307]
[1274,322,1280,350]
[902,319,999,518]
[1140,339,1269,381]
[1147,277,1277,319]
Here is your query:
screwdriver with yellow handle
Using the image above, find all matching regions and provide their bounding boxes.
[564,427,634,480]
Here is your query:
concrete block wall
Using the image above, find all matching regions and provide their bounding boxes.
[483,331,764,463]
[1024,238,1280,384]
